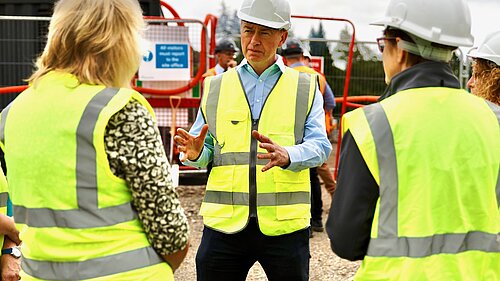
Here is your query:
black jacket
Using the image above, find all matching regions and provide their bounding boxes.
[326,61,461,261]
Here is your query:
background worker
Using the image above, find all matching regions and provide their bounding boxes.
[327,0,500,279]
[174,0,331,279]
[281,38,336,234]
[0,0,189,280]
[203,37,240,77]
[467,30,500,105]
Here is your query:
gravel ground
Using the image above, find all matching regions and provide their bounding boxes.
[173,142,361,280]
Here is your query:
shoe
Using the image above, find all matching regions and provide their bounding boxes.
[311,220,324,232]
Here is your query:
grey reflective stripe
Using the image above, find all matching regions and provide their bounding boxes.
[213,152,248,166]
[205,75,223,141]
[0,192,8,208]
[203,190,310,206]
[363,103,398,237]
[0,103,12,144]
[212,152,268,167]
[14,202,136,228]
[77,88,118,209]
[258,191,310,206]
[367,231,500,258]
[13,88,138,228]
[22,246,163,280]
[204,190,248,205]
[294,72,312,145]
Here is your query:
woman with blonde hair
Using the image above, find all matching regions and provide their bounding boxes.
[0,0,189,280]
[467,31,500,105]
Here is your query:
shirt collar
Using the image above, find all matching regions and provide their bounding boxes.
[238,54,288,75]
[290,62,306,68]
[214,64,225,75]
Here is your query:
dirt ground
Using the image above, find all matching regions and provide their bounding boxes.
[174,138,361,280]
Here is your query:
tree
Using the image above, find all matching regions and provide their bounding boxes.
[216,2,240,39]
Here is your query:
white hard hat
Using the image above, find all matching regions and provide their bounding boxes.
[371,0,474,47]
[467,31,500,66]
[237,0,291,30]
[303,49,312,60]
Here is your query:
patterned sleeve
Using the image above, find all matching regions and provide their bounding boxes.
[104,99,189,255]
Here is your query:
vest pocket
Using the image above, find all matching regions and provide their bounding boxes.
[199,166,234,218]
[219,110,250,151]
[273,169,310,220]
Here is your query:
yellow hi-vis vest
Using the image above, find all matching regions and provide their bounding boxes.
[199,67,316,236]
[293,65,334,134]
[0,71,173,281]
[342,87,500,281]
[0,166,9,247]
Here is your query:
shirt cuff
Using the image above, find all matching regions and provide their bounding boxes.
[181,147,210,168]
[283,146,301,172]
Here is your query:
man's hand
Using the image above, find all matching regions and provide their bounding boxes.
[0,216,20,245]
[1,236,21,281]
[174,125,209,162]
[252,130,290,172]
[325,180,337,195]
[1,254,20,281]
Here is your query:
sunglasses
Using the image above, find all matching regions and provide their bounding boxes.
[376,37,397,53]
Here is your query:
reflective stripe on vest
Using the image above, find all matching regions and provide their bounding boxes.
[22,247,162,280]
[6,88,137,228]
[0,192,8,208]
[363,103,500,258]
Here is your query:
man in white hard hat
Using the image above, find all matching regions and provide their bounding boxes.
[174,0,331,280]
[467,31,500,105]
[326,0,500,280]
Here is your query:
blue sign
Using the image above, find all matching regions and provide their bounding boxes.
[155,44,189,69]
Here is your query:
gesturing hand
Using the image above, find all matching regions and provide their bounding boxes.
[174,125,209,162]
[252,130,290,172]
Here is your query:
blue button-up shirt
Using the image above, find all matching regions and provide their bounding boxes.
[182,55,331,172]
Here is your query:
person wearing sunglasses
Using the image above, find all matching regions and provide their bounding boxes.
[326,0,500,280]
[467,31,500,106]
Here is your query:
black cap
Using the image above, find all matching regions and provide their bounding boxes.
[281,39,304,57]
[215,38,240,53]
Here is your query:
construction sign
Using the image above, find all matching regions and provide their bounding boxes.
[309,56,324,74]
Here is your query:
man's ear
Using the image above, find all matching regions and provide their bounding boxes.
[278,31,288,47]
[395,38,406,64]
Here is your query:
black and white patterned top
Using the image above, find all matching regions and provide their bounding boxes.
[104,100,189,256]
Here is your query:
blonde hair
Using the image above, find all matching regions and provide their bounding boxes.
[472,59,500,106]
[28,0,145,88]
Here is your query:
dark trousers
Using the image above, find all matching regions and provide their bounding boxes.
[196,218,310,281]
[310,168,323,222]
